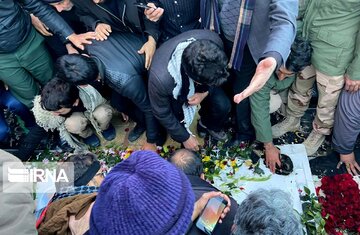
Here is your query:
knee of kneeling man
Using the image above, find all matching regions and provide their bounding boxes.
[65,117,88,133]
[93,105,113,120]
[269,91,282,113]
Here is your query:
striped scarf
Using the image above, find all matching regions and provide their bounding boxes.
[201,0,256,71]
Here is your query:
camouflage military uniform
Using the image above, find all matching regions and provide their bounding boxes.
[286,0,360,135]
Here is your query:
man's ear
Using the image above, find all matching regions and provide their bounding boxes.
[200,173,205,180]
[73,98,80,107]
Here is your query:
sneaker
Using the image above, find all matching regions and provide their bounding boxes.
[271,116,301,138]
[102,124,116,141]
[83,134,101,148]
[128,124,146,142]
[197,120,227,141]
[303,130,325,157]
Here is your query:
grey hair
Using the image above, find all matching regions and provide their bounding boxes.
[232,189,302,235]
[168,149,203,176]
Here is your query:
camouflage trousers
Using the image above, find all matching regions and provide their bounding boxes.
[287,65,344,135]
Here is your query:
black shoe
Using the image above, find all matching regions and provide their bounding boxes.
[128,124,146,142]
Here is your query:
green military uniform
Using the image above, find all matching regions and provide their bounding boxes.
[251,74,295,143]
[249,0,307,144]
[286,0,360,135]
[302,0,360,77]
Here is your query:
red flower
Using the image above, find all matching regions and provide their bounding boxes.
[319,174,360,234]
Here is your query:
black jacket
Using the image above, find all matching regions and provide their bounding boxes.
[148,29,223,143]
[72,0,160,42]
[187,175,238,235]
[0,0,73,53]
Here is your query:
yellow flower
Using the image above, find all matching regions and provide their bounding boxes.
[220,160,227,169]
[215,160,220,166]
[231,160,237,167]
[204,168,209,173]
[202,156,211,162]
[125,148,133,153]
[124,153,131,159]
[244,159,252,167]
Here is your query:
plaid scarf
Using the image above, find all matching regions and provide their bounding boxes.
[201,0,256,71]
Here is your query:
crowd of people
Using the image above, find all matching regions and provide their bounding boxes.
[0,0,360,233]
[1,149,303,234]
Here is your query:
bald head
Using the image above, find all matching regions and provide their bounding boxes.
[169,149,203,176]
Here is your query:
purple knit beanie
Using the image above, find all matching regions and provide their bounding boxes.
[89,150,195,235]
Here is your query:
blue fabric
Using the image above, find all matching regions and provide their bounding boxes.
[201,0,298,70]
[52,185,100,202]
[0,88,35,141]
[0,112,9,141]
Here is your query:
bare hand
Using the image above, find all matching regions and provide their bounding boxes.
[144,3,164,22]
[67,32,96,50]
[183,135,200,151]
[95,23,112,41]
[188,92,209,106]
[337,152,360,176]
[138,36,156,69]
[234,57,277,103]
[30,14,53,36]
[120,112,129,122]
[192,191,231,222]
[65,43,79,54]
[264,143,281,173]
[344,74,360,93]
[142,142,157,152]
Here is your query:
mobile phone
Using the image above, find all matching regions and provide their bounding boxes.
[196,196,228,235]
[133,3,152,9]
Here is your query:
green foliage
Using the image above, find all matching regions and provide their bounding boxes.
[300,186,327,235]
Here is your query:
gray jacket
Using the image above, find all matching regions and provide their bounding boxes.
[247,0,298,67]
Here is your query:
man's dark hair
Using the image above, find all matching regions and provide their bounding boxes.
[41,77,79,111]
[169,149,203,176]
[55,54,99,85]
[286,36,312,73]
[56,152,101,191]
[181,39,229,87]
